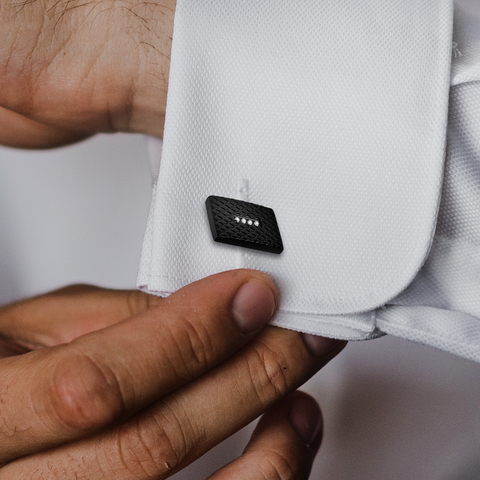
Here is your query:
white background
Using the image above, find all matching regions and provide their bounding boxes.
[1,133,480,479]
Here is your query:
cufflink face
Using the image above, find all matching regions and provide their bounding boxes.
[206,196,284,254]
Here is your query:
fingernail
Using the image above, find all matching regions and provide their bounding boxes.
[231,281,276,334]
[301,334,345,357]
[289,395,322,446]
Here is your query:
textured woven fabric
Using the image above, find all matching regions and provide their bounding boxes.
[451,0,480,86]
[379,80,480,359]
[377,0,480,360]
[138,0,480,362]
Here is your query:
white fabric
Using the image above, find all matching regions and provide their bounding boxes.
[451,0,480,86]
[379,80,480,359]
[138,0,480,362]
[378,0,480,360]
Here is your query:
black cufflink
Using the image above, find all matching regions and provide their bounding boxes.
[206,196,284,254]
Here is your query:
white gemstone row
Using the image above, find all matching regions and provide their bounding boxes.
[234,216,260,227]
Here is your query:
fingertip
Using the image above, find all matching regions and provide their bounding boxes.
[177,269,279,335]
[229,269,279,310]
[301,333,348,358]
[288,391,323,448]
[231,280,276,334]
[209,391,322,480]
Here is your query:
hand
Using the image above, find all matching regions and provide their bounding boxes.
[0,269,345,478]
[0,0,176,148]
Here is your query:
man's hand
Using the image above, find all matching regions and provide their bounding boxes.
[0,0,176,148]
[0,269,345,478]
[0,2,347,476]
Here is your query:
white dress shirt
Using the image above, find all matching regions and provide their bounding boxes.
[138,0,480,363]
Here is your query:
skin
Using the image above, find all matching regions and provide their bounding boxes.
[0,0,348,477]
[0,0,176,147]
[0,272,346,478]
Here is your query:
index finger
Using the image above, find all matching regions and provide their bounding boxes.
[0,269,277,464]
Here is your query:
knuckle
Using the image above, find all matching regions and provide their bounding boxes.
[125,290,151,317]
[115,405,191,477]
[47,351,124,431]
[167,313,215,379]
[259,449,305,480]
[247,343,291,407]
[125,290,163,317]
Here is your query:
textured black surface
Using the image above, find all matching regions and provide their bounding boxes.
[206,196,283,254]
